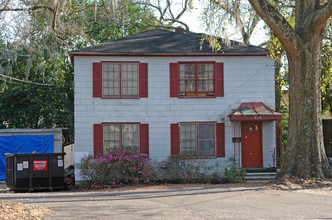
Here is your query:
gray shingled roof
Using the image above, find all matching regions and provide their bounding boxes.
[70,29,268,55]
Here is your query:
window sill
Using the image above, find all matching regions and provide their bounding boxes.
[176,96,217,99]
[174,156,217,159]
[98,97,142,99]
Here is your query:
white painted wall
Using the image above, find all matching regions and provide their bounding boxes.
[64,144,75,168]
[74,55,276,180]
[263,121,277,167]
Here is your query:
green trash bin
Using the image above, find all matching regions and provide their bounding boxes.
[5,153,65,191]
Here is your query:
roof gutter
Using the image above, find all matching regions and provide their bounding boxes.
[68,52,270,67]
[68,52,270,57]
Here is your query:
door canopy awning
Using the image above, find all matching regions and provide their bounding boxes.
[230,102,282,121]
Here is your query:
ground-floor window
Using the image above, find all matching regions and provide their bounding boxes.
[171,122,225,158]
[103,123,140,151]
[93,123,149,156]
[180,123,216,158]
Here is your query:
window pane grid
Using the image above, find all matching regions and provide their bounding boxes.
[179,79,196,92]
[103,124,121,150]
[198,124,216,157]
[198,80,214,91]
[180,64,196,92]
[102,62,139,98]
[122,124,140,151]
[179,63,214,95]
[103,124,140,152]
[180,124,197,157]
[103,63,120,97]
[121,63,139,98]
[180,123,216,158]
[198,64,214,92]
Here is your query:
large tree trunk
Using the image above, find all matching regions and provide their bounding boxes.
[248,0,332,180]
[283,35,332,179]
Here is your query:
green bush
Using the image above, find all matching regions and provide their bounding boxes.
[224,167,247,183]
[155,156,212,183]
[208,172,225,184]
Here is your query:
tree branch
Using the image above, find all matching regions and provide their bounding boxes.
[0,5,54,12]
[137,22,178,30]
[136,0,190,30]
[137,1,166,23]
[248,14,259,37]
[271,0,295,8]
[164,19,189,32]
[166,0,175,20]
[101,0,111,14]
[175,0,190,20]
[248,0,298,55]
[312,0,332,32]
[0,0,11,14]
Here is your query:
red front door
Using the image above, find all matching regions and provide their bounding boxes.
[241,121,263,168]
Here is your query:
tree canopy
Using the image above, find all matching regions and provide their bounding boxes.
[0,0,168,142]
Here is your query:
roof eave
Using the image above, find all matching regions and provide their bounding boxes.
[68,52,270,57]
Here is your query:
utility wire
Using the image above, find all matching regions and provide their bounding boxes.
[0,77,24,86]
[0,73,72,87]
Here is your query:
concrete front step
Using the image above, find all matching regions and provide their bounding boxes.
[246,172,277,176]
[245,172,277,183]
[245,176,275,179]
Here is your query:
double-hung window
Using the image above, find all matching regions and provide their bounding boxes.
[102,63,139,98]
[180,123,216,158]
[103,124,140,150]
[170,62,224,98]
[93,62,148,98]
[93,123,149,156]
[179,63,214,96]
[171,122,225,158]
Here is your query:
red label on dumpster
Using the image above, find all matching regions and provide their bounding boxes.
[33,160,47,171]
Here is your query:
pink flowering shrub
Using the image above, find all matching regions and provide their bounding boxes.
[80,147,157,187]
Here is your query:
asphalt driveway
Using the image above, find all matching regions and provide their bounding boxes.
[1,183,332,219]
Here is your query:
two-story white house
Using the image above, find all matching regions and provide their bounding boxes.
[69,28,282,180]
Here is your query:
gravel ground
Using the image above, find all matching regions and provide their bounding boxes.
[0,200,52,220]
[0,180,331,219]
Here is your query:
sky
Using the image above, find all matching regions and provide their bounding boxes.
[179,3,268,46]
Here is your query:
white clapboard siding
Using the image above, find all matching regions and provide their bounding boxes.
[74,56,276,180]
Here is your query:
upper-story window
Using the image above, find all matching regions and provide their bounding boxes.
[102,63,139,98]
[170,62,224,98]
[179,63,214,96]
[93,62,148,98]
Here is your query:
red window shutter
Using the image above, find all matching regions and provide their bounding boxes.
[93,62,102,97]
[93,124,103,157]
[215,63,224,97]
[216,123,225,157]
[139,63,148,98]
[170,123,180,155]
[140,124,149,155]
[170,63,179,97]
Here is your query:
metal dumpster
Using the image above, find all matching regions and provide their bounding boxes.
[5,153,65,191]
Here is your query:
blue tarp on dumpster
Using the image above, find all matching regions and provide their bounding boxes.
[0,135,54,180]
